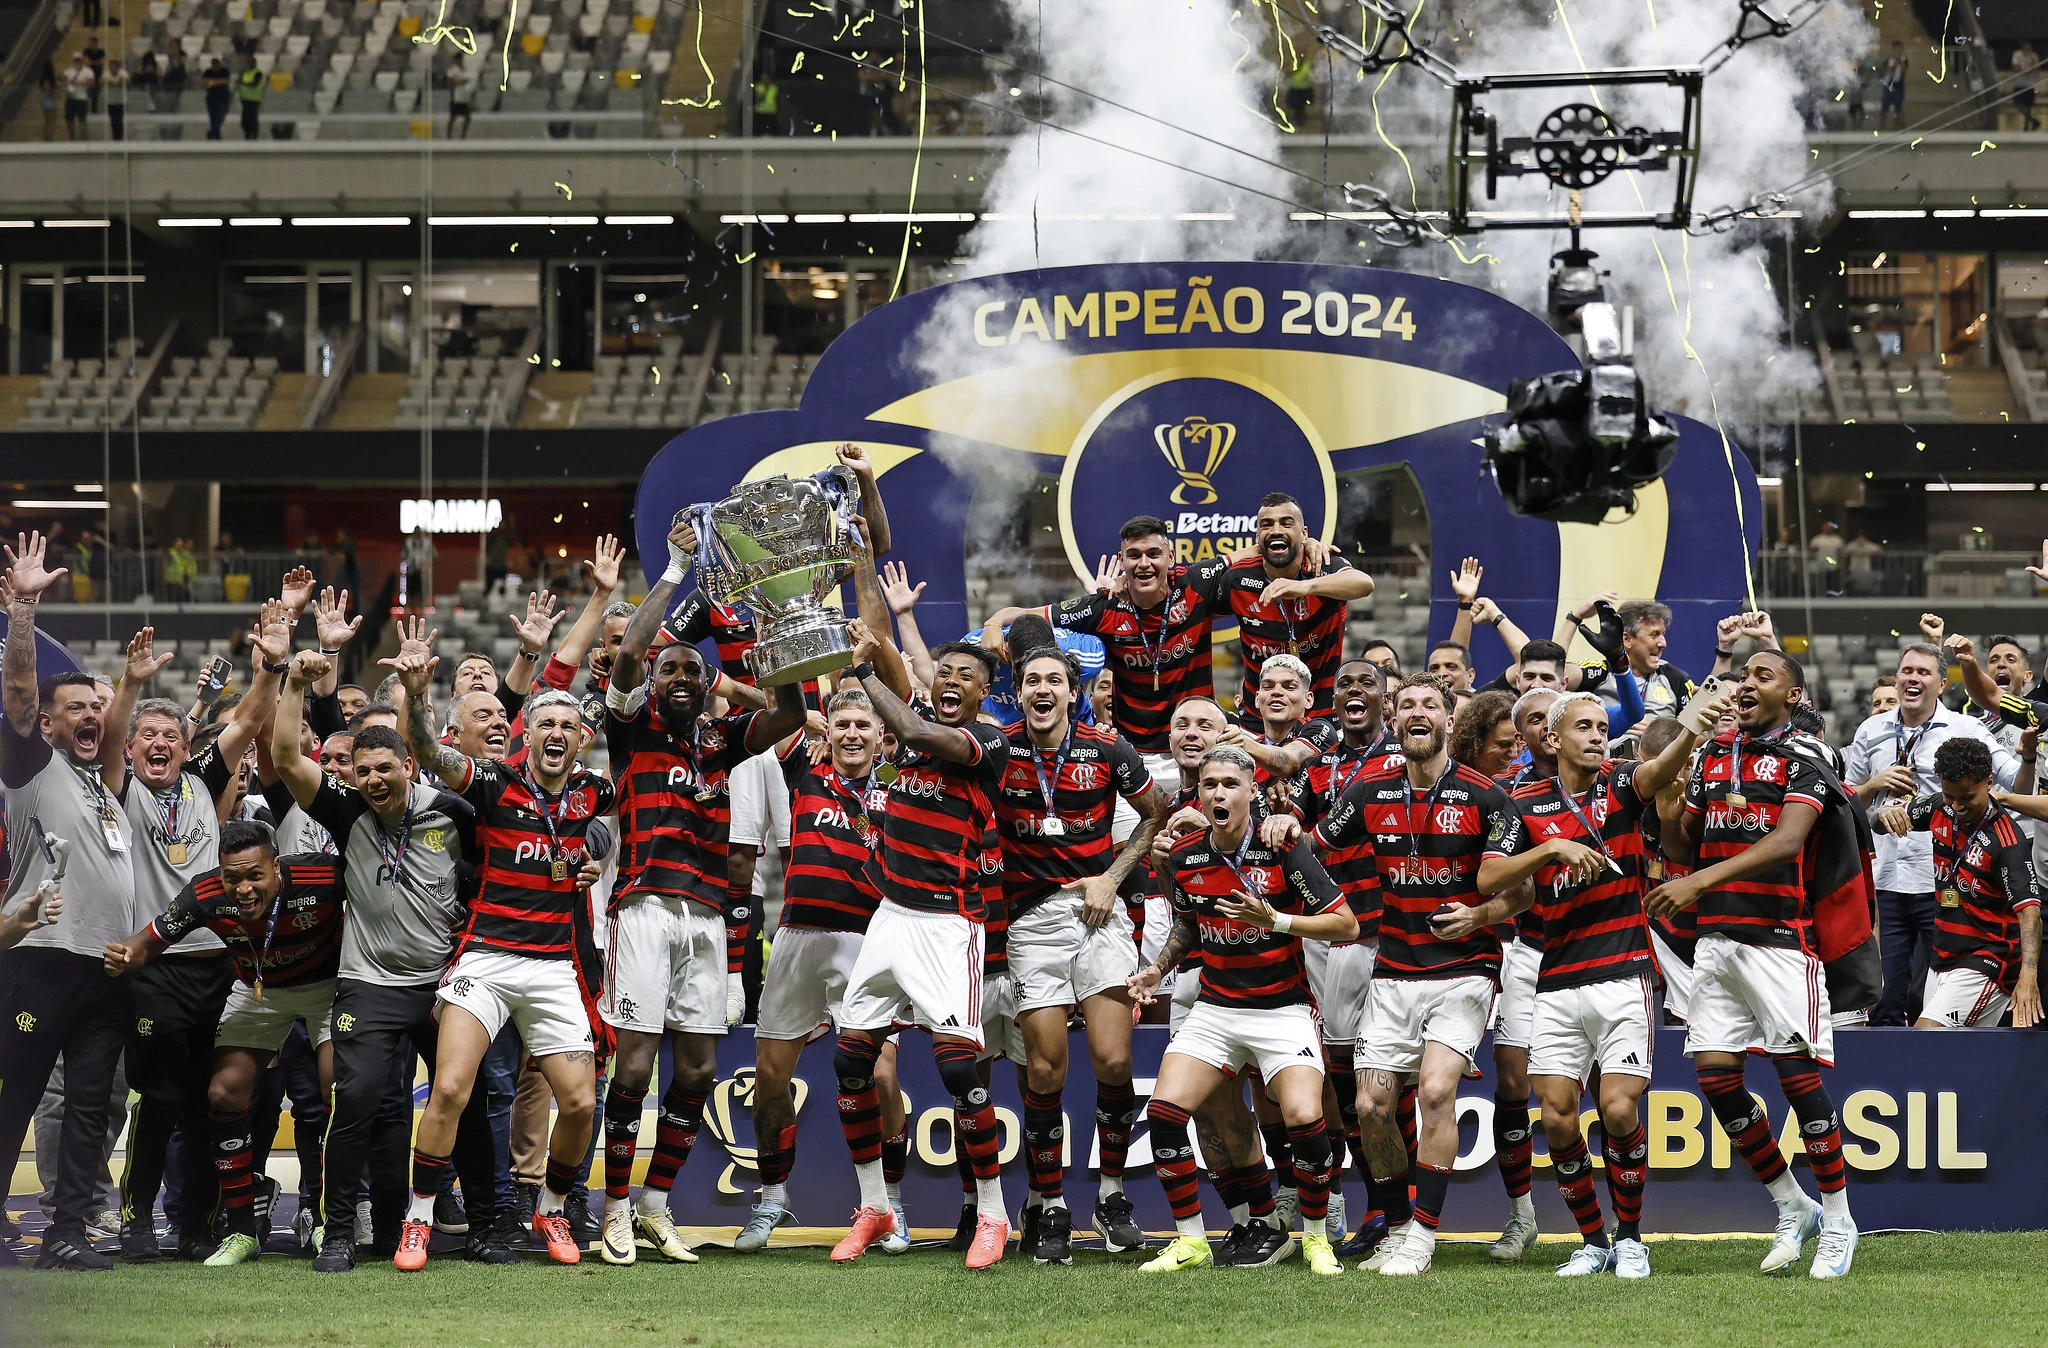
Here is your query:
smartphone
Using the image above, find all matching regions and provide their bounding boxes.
[202,655,232,692]
[1678,676,1727,731]
[27,814,55,866]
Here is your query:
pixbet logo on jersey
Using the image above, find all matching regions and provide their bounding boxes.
[514,840,581,865]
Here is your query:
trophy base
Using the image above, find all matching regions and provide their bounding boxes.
[749,611,855,687]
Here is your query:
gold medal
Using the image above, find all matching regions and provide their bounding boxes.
[1725,791,1747,808]
[1646,857,1665,881]
[1288,641,1300,656]
[1938,887,1962,908]
[166,842,188,865]
[252,979,264,1003]
[876,763,899,785]
[550,858,569,882]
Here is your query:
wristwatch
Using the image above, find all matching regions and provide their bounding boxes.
[261,656,289,674]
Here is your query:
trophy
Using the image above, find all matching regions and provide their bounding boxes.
[683,465,862,686]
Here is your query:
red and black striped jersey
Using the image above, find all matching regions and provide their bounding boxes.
[1495,760,1552,948]
[993,720,1151,917]
[780,762,887,933]
[1640,803,1697,959]
[1299,736,1393,945]
[1044,558,1229,753]
[1256,717,1341,810]
[446,757,616,960]
[1904,795,2042,988]
[666,588,759,685]
[1150,784,1203,974]
[979,820,1006,976]
[1314,760,1511,982]
[1683,734,1825,951]
[1490,764,1655,992]
[873,713,1009,921]
[148,856,347,988]
[1220,555,1356,724]
[607,703,761,914]
[1167,830,1345,1009]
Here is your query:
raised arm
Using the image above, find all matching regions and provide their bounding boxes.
[835,443,893,559]
[385,648,477,789]
[881,561,935,691]
[1630,690,1731,799]
[501,589,565,701]
[310,586,360,699]
[1555,590,1617,650]
[613,520,692,698]
[1471,597,1529,663]
[217,598,290,771]
[847,518,912,702]
[1945,634,2004,717]
[2,532,67,736]
[1446,558,1481,653]
[744,681,810,756]
[541,534,624,692]
[105,627,176,798]
[847,620,984,765]
[271,650,330,809]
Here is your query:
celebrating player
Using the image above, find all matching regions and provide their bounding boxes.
[1130,745,1357,1276]
[995,644,1165,1263]
[1877,739,2042,1028]
[737,684,916,1250]
[268,651,509,1270]
[1289,674,1517,1276]
[1448,688,1726,1277]
[1217,494,1374,725]
[103,822,345,1267]
[830,622,1013,1269]
[595,519,807,1266]
[1645,652,1860,1278]
[391,653,613,1271]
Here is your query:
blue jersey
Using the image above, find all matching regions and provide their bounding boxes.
[981,623,1106,726]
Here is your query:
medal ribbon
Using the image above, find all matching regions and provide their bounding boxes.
[1030,720,1076,824]
[519,765,570,874]
[1400,767,1453,859]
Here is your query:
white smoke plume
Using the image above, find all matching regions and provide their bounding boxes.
[1335,0,1872,427]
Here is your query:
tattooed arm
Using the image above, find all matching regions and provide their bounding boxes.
[386,650,477,791]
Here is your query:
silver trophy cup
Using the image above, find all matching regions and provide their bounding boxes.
[688,466,860,686]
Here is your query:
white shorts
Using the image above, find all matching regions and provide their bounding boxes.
[1355,975,1497,1076]
[841,900,985,1048]
[1529,974,1655,1084]
[978,972,1024,1063]
[1167,1000,1324,1084]
[601,895,727,1036]
[1683,933,1835,1065]
[1008,887,1139,1012]
[1167,965,1203,1033]
[438,947,594,1058]
[1919,966,2011,1027]
[215,978,335,1054]
[1492,938,1541,1050]
[1649,927,1694,1022]
[1304,940,1377,1044]
[755,926,864,1042]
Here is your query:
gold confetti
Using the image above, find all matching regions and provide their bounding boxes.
[1973,140,1996,155]
[652,367,661,384]
[555,182,572,200]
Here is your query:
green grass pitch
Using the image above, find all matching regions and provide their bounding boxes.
[3,1231,2038,1347]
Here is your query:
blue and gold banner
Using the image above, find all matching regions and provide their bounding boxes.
[637,261,1759,673]
[663,1025,2045,1236]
